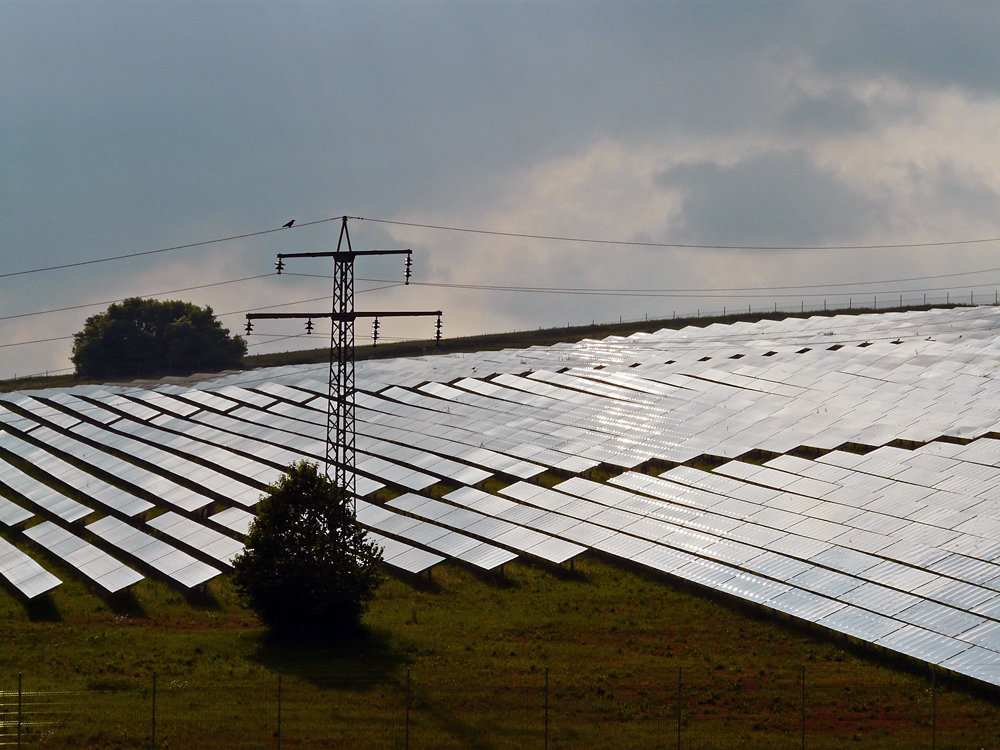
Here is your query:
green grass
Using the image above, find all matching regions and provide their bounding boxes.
[1,554,1000,748]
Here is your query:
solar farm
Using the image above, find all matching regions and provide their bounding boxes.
[4,304,1000,692]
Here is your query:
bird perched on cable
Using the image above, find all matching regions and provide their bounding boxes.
[282,219,295,229]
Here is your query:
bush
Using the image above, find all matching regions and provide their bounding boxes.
[231,461,383,637]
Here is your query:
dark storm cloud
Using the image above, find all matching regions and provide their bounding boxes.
[0,1,812,273]
[781,89,875,136]
[915,164,1000,220]
[4,1,1000,378]
[4,1,995,265]
[805,2,1000,95]
[655,151,883,248]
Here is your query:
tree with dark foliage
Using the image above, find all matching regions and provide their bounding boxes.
[71,298,246,379]
[232,461,383,637]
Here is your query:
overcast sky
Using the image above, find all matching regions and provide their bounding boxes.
[5,1,1000,381]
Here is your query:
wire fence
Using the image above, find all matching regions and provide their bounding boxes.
[586,290,1000,331]
[2,666,1000,749]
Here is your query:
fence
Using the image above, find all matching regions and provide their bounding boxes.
[2,666,1000,749]
[581,291,1000,333]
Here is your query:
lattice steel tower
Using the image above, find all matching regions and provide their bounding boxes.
[246,216,441,510]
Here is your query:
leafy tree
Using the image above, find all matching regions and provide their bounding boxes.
[231,461,383,637]
[71,297,246,379]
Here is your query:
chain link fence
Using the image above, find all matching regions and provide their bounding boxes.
[1,667,999,749]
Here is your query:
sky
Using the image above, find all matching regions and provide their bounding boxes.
[5,1,1000,381]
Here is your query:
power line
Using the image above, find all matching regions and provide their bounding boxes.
[0,335,73,350]
[245,215,442,494]
[217,282,404,319]
[356,216,1000,251]
[403,279,1000,300]
[277,267,1000,298]
[0,283,399,352]
[0,216,342,281]
[0,275,398,326]
[8,212,1000,286]
[0,274,273,323]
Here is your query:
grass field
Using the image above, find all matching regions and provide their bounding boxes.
[2,552,1000,748]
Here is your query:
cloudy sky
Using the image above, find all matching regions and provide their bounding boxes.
[4,1,1000,381]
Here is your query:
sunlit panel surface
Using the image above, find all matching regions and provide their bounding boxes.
[3,307,1000,684]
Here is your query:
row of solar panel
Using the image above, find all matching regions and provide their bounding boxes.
[0,378,571,590]
[5,304,1000,682]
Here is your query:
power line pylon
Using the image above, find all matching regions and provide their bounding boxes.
[245,216,441,511]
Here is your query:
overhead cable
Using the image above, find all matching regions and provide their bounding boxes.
[7,212,1000,284]
[0,274,273,323]
[356,216,1000,251]
[0,216,341,280]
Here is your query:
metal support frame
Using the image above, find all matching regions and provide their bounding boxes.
[245,217,442,514]
[330,220,356,500]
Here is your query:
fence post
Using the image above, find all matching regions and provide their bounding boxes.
[17,672,21,750]
[677,666,682,750]
[277,670,282,750]
[151,672,156,750]
[544,667,549,750]
[931,668,936,750]
[800,666,805,750]
[405,667,410,750]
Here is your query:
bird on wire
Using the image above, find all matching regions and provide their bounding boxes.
[282,219,295,229]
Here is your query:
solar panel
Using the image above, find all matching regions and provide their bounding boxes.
[11,305,1000,685]
[0,454,93,523]
[0,534,60,598]
[146,512,244,566]
[357,499,515,571]
[366,531,444,574]
[85,517,220,588]
[24,521,142,593]
[0,495,32,527]
[210,507,256,536]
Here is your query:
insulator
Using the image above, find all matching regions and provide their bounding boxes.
[372,317,380,346]
[435,314,442,346]
[275,257,285,274]
[244,318,253,335]
[404,253,412,285]
[305,318,314,335]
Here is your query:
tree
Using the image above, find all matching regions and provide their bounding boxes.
[231,461,383,637]
[71,297,246,379]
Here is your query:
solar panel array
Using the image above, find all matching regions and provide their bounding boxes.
[4,306,1000,684]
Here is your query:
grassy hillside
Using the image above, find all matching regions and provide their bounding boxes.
[1,554,998,748]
